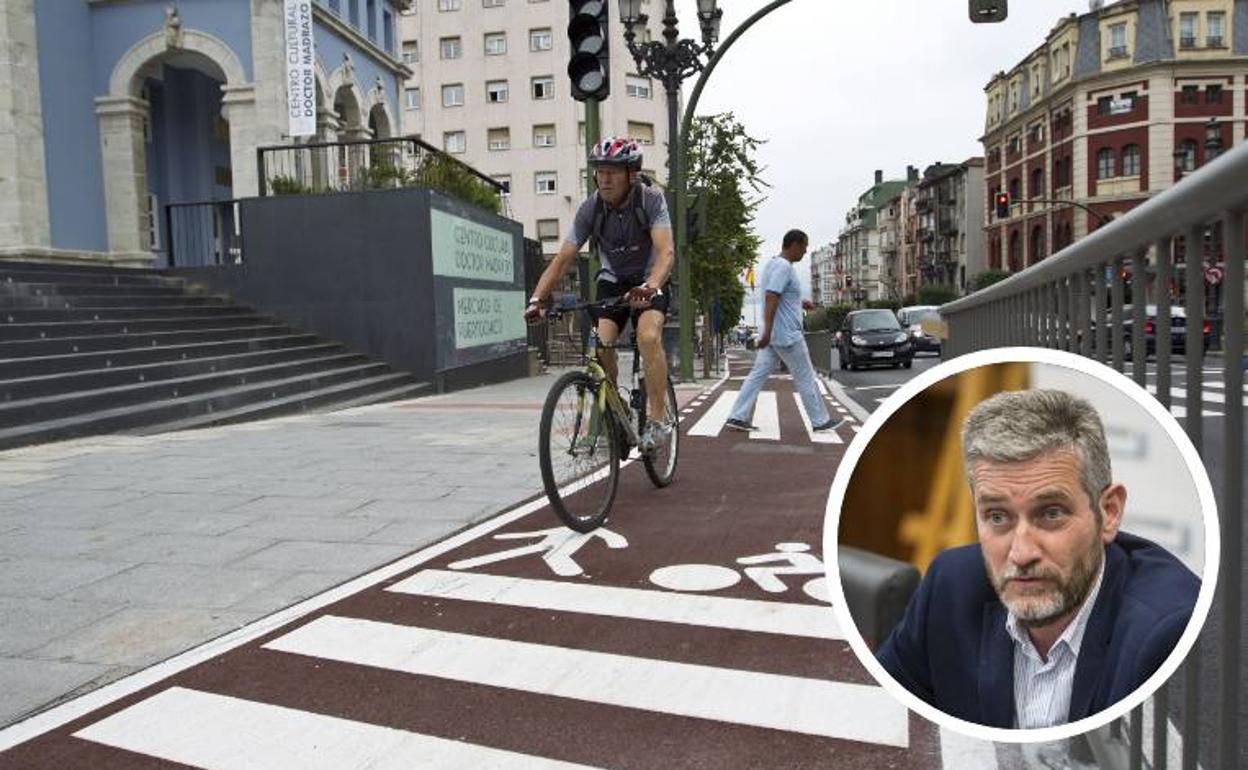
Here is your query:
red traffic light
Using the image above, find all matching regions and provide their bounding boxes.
[994,192,1010,219]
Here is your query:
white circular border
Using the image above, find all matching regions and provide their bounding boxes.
[821,346,1221,744]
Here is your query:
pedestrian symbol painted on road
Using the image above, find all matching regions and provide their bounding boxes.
[447,526,628,577]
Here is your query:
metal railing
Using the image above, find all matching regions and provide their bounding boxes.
[942,141,1246,770]
[164,199,244,268]
[256,135,510,218]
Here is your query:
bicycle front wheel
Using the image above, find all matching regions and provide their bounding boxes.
[538,371,620,532]
[642,376,679,488]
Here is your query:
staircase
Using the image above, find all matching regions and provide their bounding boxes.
[0,260,431,451]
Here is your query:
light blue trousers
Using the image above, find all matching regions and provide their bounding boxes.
[729,337,831,426]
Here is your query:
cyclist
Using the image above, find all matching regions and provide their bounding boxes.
[524,136,675,452]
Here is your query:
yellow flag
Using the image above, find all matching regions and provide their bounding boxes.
[743,266,755,289]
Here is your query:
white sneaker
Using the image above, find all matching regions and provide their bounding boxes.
[639,419,672,452]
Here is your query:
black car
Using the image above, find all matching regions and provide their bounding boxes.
[836,309,914,370]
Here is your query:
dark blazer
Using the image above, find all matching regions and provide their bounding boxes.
[876,531,1200,728]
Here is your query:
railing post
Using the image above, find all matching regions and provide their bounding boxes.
[1219,208,1244,770]
[164,203,175,268]
[256,147,266,197]
[1094,261,1108,364]
[1156,239,1173,406]
[1111,255,1125,370]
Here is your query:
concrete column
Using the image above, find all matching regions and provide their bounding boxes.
[221,84,258,197]
[0,0,51,251]
[95,96,151,261]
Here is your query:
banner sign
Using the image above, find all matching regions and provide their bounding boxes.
[283,0,316,137]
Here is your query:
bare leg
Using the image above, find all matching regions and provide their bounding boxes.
[596,317,620,385]
[635,309,668,421]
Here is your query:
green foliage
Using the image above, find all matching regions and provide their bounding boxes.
[269,175,314,196]
[683,112,767,334]
[916,284,959,305]
[970,270,1011,292]
[867,299,900,311]
[412,151,503,215]
[803,303,854,332]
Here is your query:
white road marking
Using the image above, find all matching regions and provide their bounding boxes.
[688,391,738,437]
[938,726,999,770]
[264,617,910,747]
[388,569,841,639]
[791,393,843,444]
[854,384,902,391]
[75,687,597,770]
[750,392,781,441]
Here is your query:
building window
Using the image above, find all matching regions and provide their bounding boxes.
[1121,144,1140,176]
[442,83,464,107]
[1107,22,1127,58]
[366,0,376,39]
[533,124,556,147]
[1031,167,1044,197]
[486,80,509,103]
[348,0,359,27]
[536,171,557,194]
[488,127,510,151]
[537,219,560,241]
[531,76,554,100]
[1177,140,1197,172]
[1206,84,1223,104]
[1008,177,1020,201]
[328,0,340,13]
[404,87,420,110]
[626,75,651,98]
[440,37,462,59]
[1097,147,1115,179]
[1179,13,1197,49]
[1096,95,1114,115]
[383,9,393,52]
[1207,11,1225,47]
[484,0,505,6]
[402,42,419,64]
[529,28,553,51]
[438,0,462,10]
[485,32,507,55]
[444,131,466,154]
[627,121,654,145]
[493,175,511,194]
[1181,84,1199,104]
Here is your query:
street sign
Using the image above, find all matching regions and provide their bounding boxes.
[1205,265,1225,285]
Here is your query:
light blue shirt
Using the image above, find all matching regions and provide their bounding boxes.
[761,255,803,347]
[1007,558,1106,729]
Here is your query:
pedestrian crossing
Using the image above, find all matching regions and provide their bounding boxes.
[61,562,918,766]
[687,389,851,443]
[1141,367,1246,418]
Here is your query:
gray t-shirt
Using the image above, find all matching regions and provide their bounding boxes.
[566,184,671,283]
[761,254,803,347]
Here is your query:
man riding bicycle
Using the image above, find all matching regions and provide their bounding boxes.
[524,136,675,452]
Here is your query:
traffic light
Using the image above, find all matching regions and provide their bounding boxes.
[568,1,610,101]
[995,191,1010,219]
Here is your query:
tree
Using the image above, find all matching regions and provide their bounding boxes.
[683,113,767,377]
[970,269,1011,292]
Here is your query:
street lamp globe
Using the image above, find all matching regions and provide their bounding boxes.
[618,0,642,26]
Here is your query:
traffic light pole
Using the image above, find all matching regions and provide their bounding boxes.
[585,97,601,300]
[673,0,794,382]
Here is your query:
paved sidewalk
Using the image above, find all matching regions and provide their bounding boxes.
[0,366,709,727]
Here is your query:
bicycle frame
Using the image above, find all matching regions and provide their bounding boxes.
[585,342,642,447]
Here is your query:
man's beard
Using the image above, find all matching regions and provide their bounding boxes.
[988,541,1103,628]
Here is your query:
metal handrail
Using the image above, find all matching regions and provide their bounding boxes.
[943,141,1248,315]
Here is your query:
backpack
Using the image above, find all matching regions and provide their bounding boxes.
[588,178,652,258]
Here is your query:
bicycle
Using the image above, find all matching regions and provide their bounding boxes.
[537,295,679,532]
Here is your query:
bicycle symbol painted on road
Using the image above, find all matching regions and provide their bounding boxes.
[648,542,830,603]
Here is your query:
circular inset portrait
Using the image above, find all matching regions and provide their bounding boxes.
[823,347,1218,744]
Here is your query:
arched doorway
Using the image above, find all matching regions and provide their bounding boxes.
[334,84,366,187]
[1030,225,1045,266]
[98,29,250,263]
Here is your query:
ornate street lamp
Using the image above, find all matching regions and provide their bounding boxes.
[618,0,720,378]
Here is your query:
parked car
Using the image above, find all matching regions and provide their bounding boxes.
[836,309,914,370]
[1120,304,1211,359]
[896,305,943,354]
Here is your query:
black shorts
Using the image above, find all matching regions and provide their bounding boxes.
[593,278,670,331]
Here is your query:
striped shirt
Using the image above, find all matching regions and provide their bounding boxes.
[1006,558,1106,729]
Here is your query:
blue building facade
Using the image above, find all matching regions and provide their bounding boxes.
[1,0,410,265]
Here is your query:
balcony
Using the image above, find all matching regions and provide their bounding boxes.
[939,215,958,236]
[1180,36,1196,49]
[1207,36,1224,48]
[1107,45,1129,60]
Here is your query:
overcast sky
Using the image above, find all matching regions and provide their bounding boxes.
[668,0,1088,300]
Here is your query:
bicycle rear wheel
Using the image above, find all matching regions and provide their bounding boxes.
[538,371,620,532]
[642,376,679,488]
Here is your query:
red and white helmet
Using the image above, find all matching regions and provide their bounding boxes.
[589,135,643,168]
